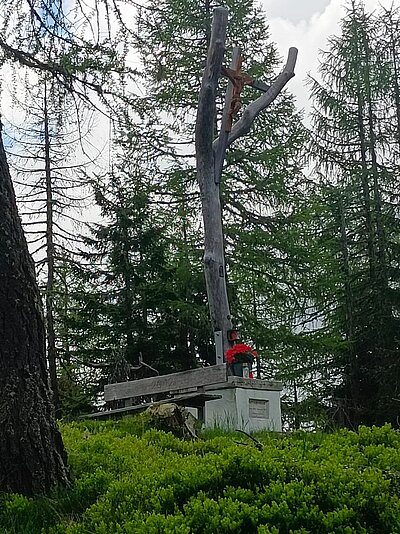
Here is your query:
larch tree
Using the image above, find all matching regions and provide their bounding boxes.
[0,128,69,495]
[0,0,139,491]
[309,0,400,426]
[7,74,95,417]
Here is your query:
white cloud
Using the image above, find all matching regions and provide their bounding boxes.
[261,0,331,23]
[263,0,398,115]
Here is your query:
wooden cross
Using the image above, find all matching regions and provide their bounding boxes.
[214,47,270,184]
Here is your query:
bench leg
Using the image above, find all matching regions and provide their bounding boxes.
[198,404,205,423]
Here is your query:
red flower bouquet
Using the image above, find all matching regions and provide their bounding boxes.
[225,343,257,364]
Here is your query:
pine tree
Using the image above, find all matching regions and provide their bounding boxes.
[61,134,213,400]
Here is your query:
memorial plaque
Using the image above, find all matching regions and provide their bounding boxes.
[249,399,269,419]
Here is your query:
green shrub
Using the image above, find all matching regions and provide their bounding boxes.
[1,422,400,533]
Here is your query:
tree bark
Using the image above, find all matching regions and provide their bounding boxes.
[0,127,69,495]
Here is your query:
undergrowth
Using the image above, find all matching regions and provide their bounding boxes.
[1,419,400,533]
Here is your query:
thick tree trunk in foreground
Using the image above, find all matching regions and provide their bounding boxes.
[0,129,69,495]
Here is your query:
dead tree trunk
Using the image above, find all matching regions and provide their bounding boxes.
[0,127,69,495]
[195,8,232,362]
[44,81,61,418]
[196,7,297,363]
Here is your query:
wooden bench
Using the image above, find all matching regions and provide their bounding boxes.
[84,364,227,420]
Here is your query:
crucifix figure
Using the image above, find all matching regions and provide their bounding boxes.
[222,53,270,130]
[222,54,251,130]
[195,8,298,364]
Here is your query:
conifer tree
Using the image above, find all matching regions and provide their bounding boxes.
[62,134,213,396]
[309,1,400,425]
[8,74,94,416]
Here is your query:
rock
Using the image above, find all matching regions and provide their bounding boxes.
[145,403,198,439]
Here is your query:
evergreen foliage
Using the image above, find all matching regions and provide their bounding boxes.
[61,137,213,398]
[309,1,400,426]
[1,0,400,429]
[7,76,94,416]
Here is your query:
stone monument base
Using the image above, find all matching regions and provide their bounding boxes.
[184,377,282,432]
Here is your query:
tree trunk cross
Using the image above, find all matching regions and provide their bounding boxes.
[196,7,297,364]
[215,47,270,184]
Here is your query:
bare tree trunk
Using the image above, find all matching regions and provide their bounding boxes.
[251,282,262,379]
[44,81,61,417]
[195,7,233,360]
[356,107,376,276]
[0,127,69,496]
[122,221,137,366]
[337,197,354,345]
[293,380,300,430]
[196,9,297,362]
[362,35,387,294]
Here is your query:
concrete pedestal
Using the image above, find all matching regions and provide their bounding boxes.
[203,377,283,432]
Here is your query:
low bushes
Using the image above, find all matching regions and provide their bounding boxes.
[1,420,400,533]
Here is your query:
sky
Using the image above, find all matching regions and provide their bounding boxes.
[260,0,398,113]
[2,0,396,130]
[2,0,397,165]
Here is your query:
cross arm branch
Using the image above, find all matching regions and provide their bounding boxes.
[213,47,298,152]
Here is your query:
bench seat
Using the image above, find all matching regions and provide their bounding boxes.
[81,364,228,421]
